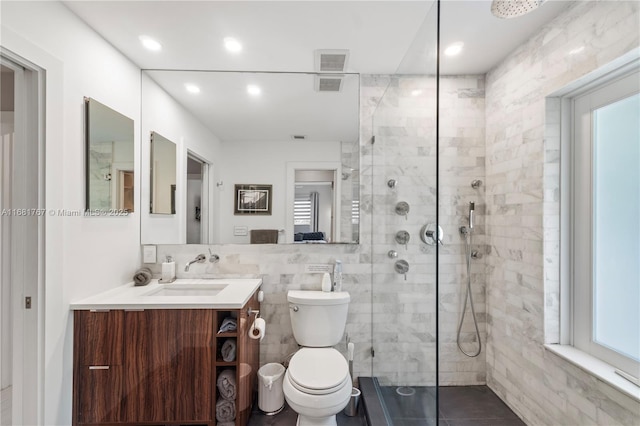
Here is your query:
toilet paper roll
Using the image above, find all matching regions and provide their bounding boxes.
[249,318,266,341]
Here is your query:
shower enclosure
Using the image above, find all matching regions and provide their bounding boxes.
[368,1,440,424]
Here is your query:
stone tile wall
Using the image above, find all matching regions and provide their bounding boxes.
[485,1,640,424]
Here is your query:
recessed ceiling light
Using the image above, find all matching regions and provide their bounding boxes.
[411,89,423,96]
[247,85,261,96]
[185,84,200,94]
[224,37,242,53]
[444,42,464,57]
[139,35,162,52]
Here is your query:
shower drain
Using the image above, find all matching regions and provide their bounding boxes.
[395,386,416,396]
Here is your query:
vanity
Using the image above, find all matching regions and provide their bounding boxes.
[70,279,262,426]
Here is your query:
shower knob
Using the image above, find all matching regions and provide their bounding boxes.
[395,201,410,219]
[394,259,409,281]
[395,230,410,248]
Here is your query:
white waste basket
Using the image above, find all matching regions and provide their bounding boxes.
[258,363,286,415]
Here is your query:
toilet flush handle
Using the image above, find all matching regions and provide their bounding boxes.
[290,305,299,312]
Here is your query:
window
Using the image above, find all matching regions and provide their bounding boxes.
[570,69,640,378]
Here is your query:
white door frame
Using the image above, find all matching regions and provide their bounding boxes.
[0,50,45,426]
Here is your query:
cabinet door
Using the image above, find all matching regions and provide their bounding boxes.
[76,366,123,424]
[123,310,214,423]
[74,310,124,365]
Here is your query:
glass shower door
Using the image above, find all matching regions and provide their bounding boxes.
[369,1,440,424]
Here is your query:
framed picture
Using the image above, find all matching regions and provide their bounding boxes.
[234,184,272,215]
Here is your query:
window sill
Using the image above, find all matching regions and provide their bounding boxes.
[544,344,640,402]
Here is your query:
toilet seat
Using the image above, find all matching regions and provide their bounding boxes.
[287,348,349,395]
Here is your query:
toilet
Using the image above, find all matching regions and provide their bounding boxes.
[283,290,352,426]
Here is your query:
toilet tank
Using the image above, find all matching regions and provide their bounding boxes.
[287,290,350,347]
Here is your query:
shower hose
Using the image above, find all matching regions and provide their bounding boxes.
[456,228,482,357]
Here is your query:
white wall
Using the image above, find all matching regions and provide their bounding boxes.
[140,74,221,244]
[1,2,142,423]
[218,139,340,243]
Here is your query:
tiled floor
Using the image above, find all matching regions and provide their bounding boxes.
[377,385,525,426]
[247,401,367,426]
[247,385,524,426]
[439,386,525,426]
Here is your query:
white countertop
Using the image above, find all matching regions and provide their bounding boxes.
[69,278,262,310]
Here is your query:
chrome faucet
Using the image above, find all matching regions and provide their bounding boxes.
[184,254,206,271]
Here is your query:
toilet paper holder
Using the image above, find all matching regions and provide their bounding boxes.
[248,307,261,324]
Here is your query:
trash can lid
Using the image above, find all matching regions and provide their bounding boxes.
[288,348,349,393]
[259,362,285,378]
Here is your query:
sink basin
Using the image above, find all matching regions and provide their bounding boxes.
[144,283,228,297]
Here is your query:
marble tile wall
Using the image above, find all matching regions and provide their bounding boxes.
[365,74,486,386]
[485,1,640,424]
[151,74,486,387]
[438,75,487,385]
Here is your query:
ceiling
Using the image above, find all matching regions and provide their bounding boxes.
[63,0,574,142]
[64,0,573,75]
[145,70,360,142]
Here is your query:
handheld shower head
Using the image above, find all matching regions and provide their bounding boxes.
[469,202,475,230]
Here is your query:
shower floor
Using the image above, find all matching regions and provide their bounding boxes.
[362,379,525,426]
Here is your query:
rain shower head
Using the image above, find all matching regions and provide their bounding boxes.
[491,0,546,19]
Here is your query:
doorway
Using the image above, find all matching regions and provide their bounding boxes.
[0,53,43,426]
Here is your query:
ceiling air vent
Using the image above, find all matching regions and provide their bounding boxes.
[315,49,349,72]
[315,75,343,92]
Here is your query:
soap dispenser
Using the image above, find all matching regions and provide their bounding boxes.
[160,255,176,283]
[333,260,343,292]
[321,272,332,292]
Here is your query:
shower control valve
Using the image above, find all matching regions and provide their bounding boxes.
[421,223,443,246]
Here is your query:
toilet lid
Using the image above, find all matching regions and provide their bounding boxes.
[288,348,349,393]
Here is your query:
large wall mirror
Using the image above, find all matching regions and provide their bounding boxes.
[140,71,359,244]
[85,97,134,212]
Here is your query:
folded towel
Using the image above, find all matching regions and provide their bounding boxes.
[215,397,236,422]
[217,369,237,400]
[218,317,237,333]
[221,339,236,362]
[250,229,278,244]
[217,422,235,426]
[133,268,152,286]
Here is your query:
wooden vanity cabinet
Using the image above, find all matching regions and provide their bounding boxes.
[122,309,214,423]
[73,294,260,426]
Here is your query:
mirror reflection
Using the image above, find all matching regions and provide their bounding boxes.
[140,71,359,244]
[150,132,177,214]
[85,97,135,212]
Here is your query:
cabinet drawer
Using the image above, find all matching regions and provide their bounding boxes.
[77,365,123,424]
[75,310,124,366]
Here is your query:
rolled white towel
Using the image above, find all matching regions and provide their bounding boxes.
[217,369,236,400]
[217,423,235,426]
[215,398,235,422]
[221,339,236,362]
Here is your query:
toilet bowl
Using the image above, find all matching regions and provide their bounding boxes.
[283,348,352,425]
[283,290,351,425]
